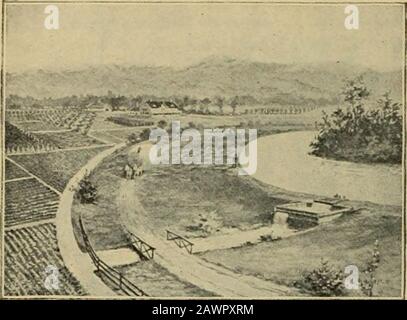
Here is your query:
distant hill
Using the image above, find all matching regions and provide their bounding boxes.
[5,57,402,105]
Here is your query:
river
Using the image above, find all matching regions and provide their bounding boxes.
[249,131,402,206]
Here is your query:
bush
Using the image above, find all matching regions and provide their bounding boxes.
[259,233,281,242]
[77,175,97,204]
[127,133,140,145]
[295,259,345,296]
[139,128,151,141]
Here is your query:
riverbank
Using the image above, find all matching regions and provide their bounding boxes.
[251,131,402,206]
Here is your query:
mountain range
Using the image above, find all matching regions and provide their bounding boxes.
[6,57,402,105]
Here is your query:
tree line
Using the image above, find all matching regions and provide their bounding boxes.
[6,92,332,111]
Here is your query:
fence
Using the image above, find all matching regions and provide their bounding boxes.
[166,230,194,254]
[127,232,155,260]
[78,216,148,296]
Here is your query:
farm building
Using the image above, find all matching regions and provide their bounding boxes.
[146,100,182,115]
[273,199,353,229]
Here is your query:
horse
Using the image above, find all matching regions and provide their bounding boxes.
[133,164,143,177]
[135,165,144,176]
[124,164,133,180]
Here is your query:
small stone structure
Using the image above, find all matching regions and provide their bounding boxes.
[273,199,353,229]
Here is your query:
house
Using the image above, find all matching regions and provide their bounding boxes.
[146,100,182,115]
[273,199,353,229]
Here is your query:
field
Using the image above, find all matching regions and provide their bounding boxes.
[107,115,154,127]
[12,121,62,132]
[5,159,30,180]
[5,178,59,226]
[4,223,86,296]
[6,109,96,133]
[5,121,57,153]
[10,146,111,192]
[89,111,141,130]
[150,111,319,130]
[103,128,148,141]
[35,131,106,149]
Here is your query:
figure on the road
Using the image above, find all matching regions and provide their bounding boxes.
[124,164,133,180]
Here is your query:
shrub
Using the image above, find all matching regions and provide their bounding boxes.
[77,174,97,204]
[139,128,151,141]
[158,120,168,129]
[259,232,281,242]
[127,133,140,145]
[295,259,345,296]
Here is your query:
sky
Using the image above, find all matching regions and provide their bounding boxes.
[5,3,404,73]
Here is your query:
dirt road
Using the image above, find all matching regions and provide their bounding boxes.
[118,178,297,297]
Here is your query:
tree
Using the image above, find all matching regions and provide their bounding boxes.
[342,76,370,108]
[310,76,401,164]
[139,128,151,141]
[230,96,239,115]
[214,96,224,114]
[158,119,167,129]
[127,133,139,145]
[77,174,97,204]
[296,259,345,296]
[108,95,127,111]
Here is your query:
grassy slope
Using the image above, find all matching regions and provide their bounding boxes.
[135,166,289,235]
[199,209,401,297]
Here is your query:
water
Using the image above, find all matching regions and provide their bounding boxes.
[248,131,402,206]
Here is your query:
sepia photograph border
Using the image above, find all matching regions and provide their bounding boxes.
[0,0,405,300]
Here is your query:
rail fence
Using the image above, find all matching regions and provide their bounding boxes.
[78,216,148,296]
[166,230,194,254]
[127,231,155,260]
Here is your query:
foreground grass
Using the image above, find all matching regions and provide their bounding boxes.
[73,127,402,297]
[199,210,402,297]
[115,261,216,297]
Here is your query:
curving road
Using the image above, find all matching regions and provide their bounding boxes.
[118,178,296,297]
[119,143,297,297]
[57,142,296,297]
